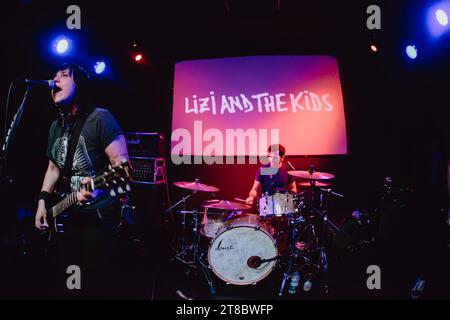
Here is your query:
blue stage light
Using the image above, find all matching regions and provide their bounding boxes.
[427,2,450,38]
[436,9,448,26]
[406,45,418,59]
[94,61,106,74]
[55,38,69,54]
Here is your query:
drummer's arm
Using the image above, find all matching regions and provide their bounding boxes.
[246,180,261,204]
[289,181,297,193]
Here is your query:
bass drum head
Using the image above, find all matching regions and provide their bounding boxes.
[208,224,277,285]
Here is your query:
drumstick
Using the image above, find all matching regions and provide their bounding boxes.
[234,198,247,203]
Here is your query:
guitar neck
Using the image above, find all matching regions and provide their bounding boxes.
[47,161,131,219]
[49,190,79,218]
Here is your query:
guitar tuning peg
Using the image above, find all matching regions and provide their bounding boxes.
[126,184,131,192]
[105,182,110,187]
[110,189,116,197]
[120,177,125,182]
[112,180,118,185]
[108,165,112,170]
[118,186,124,194]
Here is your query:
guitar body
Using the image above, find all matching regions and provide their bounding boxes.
[41,161,133,241]
[44,191,69,238]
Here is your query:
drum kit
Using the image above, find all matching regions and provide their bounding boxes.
[167,166,345,297]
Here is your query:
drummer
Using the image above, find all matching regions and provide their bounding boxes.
[245,144,297,205]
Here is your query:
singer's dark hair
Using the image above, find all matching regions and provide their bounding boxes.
[55,62,94,114]
[268,144,286,157]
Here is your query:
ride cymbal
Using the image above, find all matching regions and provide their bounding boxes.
[173,181,220,192]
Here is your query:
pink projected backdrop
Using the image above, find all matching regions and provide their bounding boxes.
[172,55,347,156]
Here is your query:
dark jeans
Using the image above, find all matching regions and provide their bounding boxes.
[55,201,123,299]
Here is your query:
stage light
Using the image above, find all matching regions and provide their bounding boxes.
[405,45,418,59]
[427,2,450,38]
[370,45,378,52]
[134,54,143,62]
[436,9,448,26]
[94,61,106,74]
[55,38,70,54]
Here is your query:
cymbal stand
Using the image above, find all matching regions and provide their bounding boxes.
[166,191,197,256]
[278,215,307,297]
[171,209,216,296]
[306,191,344,295]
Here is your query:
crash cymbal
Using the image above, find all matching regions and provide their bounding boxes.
[298,181,331,187]
[203,199,221,204]
[173,181,219,192]
[203,200,251,211]
[288,170,335,180]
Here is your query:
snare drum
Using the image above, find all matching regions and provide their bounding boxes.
[202,208,239,238]
[208,214,277,285]
[258,192,296,218]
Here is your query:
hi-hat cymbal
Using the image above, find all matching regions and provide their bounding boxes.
[288,170,335,180]
[173,181,219,192]
[298,181,331,187]
[203,200,251,211]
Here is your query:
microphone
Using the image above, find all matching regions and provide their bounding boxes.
[19,79,55,89]
[247,256,262,269]
[286,160,296,171]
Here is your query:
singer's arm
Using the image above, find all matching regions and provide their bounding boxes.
[35,160,60,229]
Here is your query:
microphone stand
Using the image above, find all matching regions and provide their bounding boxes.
[1,86,32,182]
[0,85,31,268]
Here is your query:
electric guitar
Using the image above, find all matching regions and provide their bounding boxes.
[42,161,133,239]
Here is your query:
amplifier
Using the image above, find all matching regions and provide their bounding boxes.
[129,157,166,185]
[124,132,165,157]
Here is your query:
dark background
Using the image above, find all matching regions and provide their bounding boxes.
[0,0,448,299]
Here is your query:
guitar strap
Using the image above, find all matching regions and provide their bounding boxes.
[60,113,88,192]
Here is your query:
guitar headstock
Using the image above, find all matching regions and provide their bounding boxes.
[92,160,133,196]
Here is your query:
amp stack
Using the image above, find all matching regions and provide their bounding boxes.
[125,132,166,185]
[124,132,169,264]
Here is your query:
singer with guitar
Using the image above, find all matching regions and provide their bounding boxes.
[34,62,131,298]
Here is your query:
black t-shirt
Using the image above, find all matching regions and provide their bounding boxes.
[46,108,123,210]
[255,162,294,194]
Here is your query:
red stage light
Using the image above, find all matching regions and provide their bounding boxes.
[134,53,143,62]
[370,45,378,52]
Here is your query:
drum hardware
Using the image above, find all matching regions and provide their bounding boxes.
[277,186,345,297]
[173,179,220,193]
[167,179,219,261]
[166,192,197,259]
[298,180,331,187]
[278,215,305,297]
[259,191,296,218]
[208,214,278,285]
[287,165,336,180]
[168,179,220,296]
[203,200,251,211]
[168,169,346,297]
[171,209,217,295]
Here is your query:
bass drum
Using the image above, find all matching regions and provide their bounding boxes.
[208,214,277,285]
